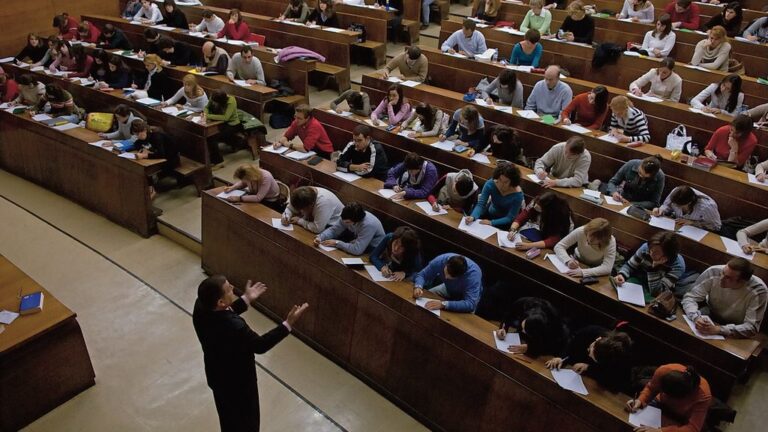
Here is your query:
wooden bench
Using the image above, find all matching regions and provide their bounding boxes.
[175,155,208,196]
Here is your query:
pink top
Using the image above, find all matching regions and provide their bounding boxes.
[371,99,411,126]
[217,21,251,40]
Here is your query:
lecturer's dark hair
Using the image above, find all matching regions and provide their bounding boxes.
[197,274,228,310]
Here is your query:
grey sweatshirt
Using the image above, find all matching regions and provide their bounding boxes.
[317,211,386,256]
[282,187,343,234]
[105,112,140,140]
[534,142,591,187]
[226,53,266,85]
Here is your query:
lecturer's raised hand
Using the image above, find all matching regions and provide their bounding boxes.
[285,303,309,326]
[243,280,268,303]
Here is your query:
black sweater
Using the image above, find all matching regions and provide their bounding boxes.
[97,29,133,51]
[159,9,189,29]
[135,131,180,168]
[15,44,48,63]
[500,297,569,357]
[560,15,595,44]
[562,325,632,393]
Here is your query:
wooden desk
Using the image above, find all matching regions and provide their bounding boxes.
[0,255,95,431]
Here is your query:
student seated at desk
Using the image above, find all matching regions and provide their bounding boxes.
[626,364,711,432]
[635,14,676,58]
[201,41,230,75]
[746,103,768,129]
[554,218,617,278]
[534,136,592,189]
[473,0,501,24]
[76,21,101,44]
[157,37,194,67]
[52,13,79,40]
[510,29,543,68]
[439,106,486,156]
[682,258,767,339]
[691,26,732,72]
[466,162,524,230]
[653,185,722,232]
[280,0,311,23]
[336,124,389,179]
[97,24,132,51]
[14,33,48,65]
[158,0,189,30]
[383,152,439,200]
[629,58,683,102]
[547,324,634,393]
[617,0,654,24]
[194,9,225,35]
[140,28,162,56]
[497,297,569,356]
[413,254,483,313]
[370,226,422,281]
[49,41,94,79]
[380,46,428,83]
[0,70,19,103]
[520,0,552,35]
[126,119,181,196]
[308,0,340,28]
[99,104,146,140]
[704,2,743,38]
[427,169,479,214]
[738,218,768,254]
[330,90,372,117]
[525,65,573,117]
[481,69,524,108]
[691,74,744,116]
[87,48,108,83]
[371,84,411,127]
[440,19,488,59]
[275,104,335,158]
[129,54,173,101]
[401,103,448,138]
[508,192,573,251]
[615,231,686,297]
[665,0,700,30]
[544,0,565,9]
[134,0,164,25]
[160,74,209,112]
[13,74,45,106]
[374,0,404,43]
[703,114,756,168]
[315,202,386,255]
[742,16,768,43]
[226,46,265,86]
[97,56,132,90]
[557,1,594,44]
[485,126,522,163]
[122,0,142,19]
[608,96,651,143]
[282,186,343,233]
[204,89,242,165]
[222,164,284,210]
[218,9,251,41]
[34,83,85,124]
[603,156,665,210]
[560,85,609,129]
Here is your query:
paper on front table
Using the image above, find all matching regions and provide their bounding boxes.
[318,244,337,252]
[562,124,591,134]
[0,57,15,63]
[16,62,30,68]
[735,36,759,44]
[677,224,709,242]
[649,216,676,231]
[526,173,547,183]
[88,140,114,149]
[447,52,468,58]
[496,27,524,35]
[582,189,601,198]
[378,189,399,199]
[626,92,663,103]
[683,315,725,340]
[497,231,521,248]
[616,282,645,307]
[747,173,768,187]
[129,21,143,25]
[604,195,624,206]
[507,65,532,73]
[551,369,589,395]
[324,27,345,33]
[136,97,162,106]
[688,107,717,117]
[0,310,20,325]
[161,106,180,115]
[685,64,709,72]
[629,406,662,428]
[397,131,414,138]
[720,236,755,260]
[475,98,490,107]
[117,152,137,159]
[53,122,79,131]
[327,109,354,117]
[233,79,251,87]
[332,171,362,182]
[151,25,175,31]
[516,110,540,119]
[430,140,455,151]
[285,150,316,160]
[261,145,289,154]
[271,218,294,231]
[493,331,522,352]
[458,218,498,240]
[546,254,570,273]
[471,153,491,164]
[32,113,52,121]
[188,31,206,37]
[30,66,44,72]
[386,76,402,83]
[623,50,641,57]
[415,201,448,216]
[364,118,377,127]
[216,189,246,199]
[617,18,633,22]
[415,297,441,316]
[342,257,365,265]
[495,105,513,113]
[400,80,421,87]
[0,102,12,109]
[364,265,391,282]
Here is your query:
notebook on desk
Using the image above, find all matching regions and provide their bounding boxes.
[19,291,44,315]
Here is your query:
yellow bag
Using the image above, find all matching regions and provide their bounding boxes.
[85,112,115,133]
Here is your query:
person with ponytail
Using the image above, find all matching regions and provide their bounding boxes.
[496,297,569,356]
[627,364,711,432]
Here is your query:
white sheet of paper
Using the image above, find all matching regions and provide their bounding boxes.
[447,52,468,58]
[324,27,345,33]
[364,265,390,282]
[30,66,44,72]
[397,131,413,139]
[551,369,589,395]
[735,36,759,44]
[526,173,546,183]
[54,123,79,131]
[430,140,455,151]
[475,98,490,107]
[649,216,676,231]
[364,119,377,127]
[629,406,662,428]
[188,31,206,37]
[415,201,447,216]
[516,110,540,119]
[0,310,20,325]
[685,64,709,72]
[415,297,441,316]
[342,257,365,265]
[720,236,754,260]
[677,225,709,242]
[327,109,354,117]
[0,57,15,63]
[285,150,316,160]
[378,189,399,200]
[161,106,180,115]
[508,65,532,73]
[619,206,630,216]
[626,92,663,103]
[689,107,717,118]
[458,218,498,240]
[386,76,402,83]
[151,25,175,31]
[495,105,513,113]
[401,80,420,87]
[616,282,646,307]
[747,174,768,187]
[599,134,620,143]
[318,244,337,252]
[683,315,726,340]
[546,254,570,273]
[582,189,601,198]
[233,79,251,87]
[604,195,624,206]
[271,218,294,231]
[623,50,641,57]
[563,124,591,134]
[217,189,246,199]
[497,231,521,248]
[493,331,521,352]
[88,140,113,150]
[260,145,289,154]
[471,153,491,164]
[136,97,161,106]
[332,171,362,182]
[32,113,52,121]
[118,152,137,160]
[0,102,12,109]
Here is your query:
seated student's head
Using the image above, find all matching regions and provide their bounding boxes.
[202,9,215,22]
[52,14,69,31]
[567,1,586,20]
[675,0,692,13]
[352,124,373,150]
[587,85,609,115]
[240,45,254,64]
[102,24,117,39]
[564,136,586,159]
[589,330,633,364]
[163,0,178,14]
[197,274,235,311]
[91,48,107,65]
[406,46,421,67]
[202,41,216,58]
[114,104,144,123]
[610,95,635,120]
[290,186,318,215]
[536,192,571,237]
[655,14,673,37]
[25,33,41,48]
[521,308,551,341]
[144,28,160,43]
[345,90,366,111]
[657,57,676,80]
[53,40,71,58]
[390,226,420,259]
[668,185,702,213]
[461,18,477,36]
[317,0,334,14]
[182,74,203,97]
[722,2,742,24]
[234,164,263,184]
[141,0,153,9]
[524,28,541,45]
[403,152,424,178]
[453,169,476,197]
[16,74,39,88]
[44,83,66,100]
[544,65,561,88]
[208,89,230,114]
[294,104,312,126]
[492,162,521,190]
[584,218,613,250]
[46,35,58,49]
[638,155,662,179]
[721,257,754,289]
[707,25,727,49]
[414,103,436,128]
[444,255,468,280]
[143,54,164,72]
[459,105,481,131]
[229,8,242,23]
[647,231,680,266]
[129,119,150,140]
[529,0,544,13]
[659,365,701,399]
[340,202,366,225]
[730,114,753,140]
[498,69,518,92]
[108,55,127,73]
[289,0,303,12]
[77,21,93,38]
[387,84,404,109]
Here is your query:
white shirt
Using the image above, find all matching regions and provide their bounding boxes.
[641,30,676,58]
[629,68,683,102]
[195,15,225,33]
[134,4,163,23]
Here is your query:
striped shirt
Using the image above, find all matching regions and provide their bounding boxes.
[619,242,686,297]
[610,107,651,142]
[659,187,722,232]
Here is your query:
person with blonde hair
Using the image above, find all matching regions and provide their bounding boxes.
[520,0,552,35]
[555,218,617,278]
[608,96,651,143]
[161,74,209,112]
[129,54,172,100]
[558,1,594,44]
[691,25,731,71]
[222,164,283,208]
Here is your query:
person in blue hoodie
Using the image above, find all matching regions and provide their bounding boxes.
[413,254,483,313]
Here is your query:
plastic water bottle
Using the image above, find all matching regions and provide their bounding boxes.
[492,49,498,62]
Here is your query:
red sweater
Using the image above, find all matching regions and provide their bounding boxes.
[664,2,700,30]
[560,92,608,130]
[284,117,334,154]
[0,79,19,103]
[638,364,711,432]
[705,125,757,167]
[60,16,80,40]
[217,21,251,40]
[77,21,101,43]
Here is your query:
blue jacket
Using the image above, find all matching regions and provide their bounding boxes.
[413,254,483,312]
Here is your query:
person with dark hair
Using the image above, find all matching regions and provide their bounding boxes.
[330,89,371,116]
[664,0,700,30]
[371,85,411,127]
[616,232,686,296]
[653,185,722,232]
[97,24,132,50]
[467,163,524,230]
[195,9,226,34]
[508,192,573,250]
[413,254,483,313]
[497,297,568,356]
[691,74,743,116]
[218,8,251,40]
[402,102,448,138]
[704,2,742,37]
[204,88,241,164]
[158,0,189,29]
[481,69,524,108]
[604,156,665,210]
[521,0,552,35]
[487,126,523,163]
[141,28,161,55]
[223,164,282,209]
[98,55,132,89]
[369,227,423,281]
[626,364,711,431]
[691,25,731,71]
[201,41,230,75]
[544,0,565,9]
[383,152,439,200]
[525,65,573,117]
[440,19,488,58]
[49,41,93,78]
[742,16,768,43]
[555,218,617,278]
[134,0,164,25]
[34,83,85,123]
[440,105,486,156]
[127,119,181,173]
[280,0,311,23]
[510,29,543,68]
[315,202,385,255]
[15,33,48,64]
[629,58,683,102]
[122,0,142,19]
[0,70,17,103]
[559,1,594,43]
[99,104,146,140]
[560,86,610,129]
[608,96,651,143]
[308,0,340,28]
[158,37,194,66]
[76,20,101,43]
[336,125,389,179]
[617,0,654,23]
[226,46,265,86]
[534,136,591,188]
[381,46,428,82]
[275,104,334,158]
[193,275,308,432]
[682,258,767,338]
[637,14,676,58]
[427,169,479,214]
[738,218,768,255]
[704,115,756,168]
[281,186,343,233]
[546,325,634,393]
[52,13,79,40]
[13,74,46,106]
[473,0,501,23]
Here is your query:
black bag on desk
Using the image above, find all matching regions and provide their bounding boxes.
[592,43,623,68]
[626,205,650,222]
[348,23,366,43]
